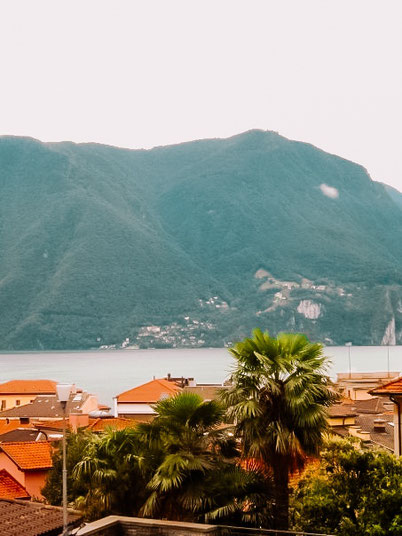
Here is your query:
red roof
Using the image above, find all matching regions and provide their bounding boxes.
[0,380,57,395]
[370,376,402,395]
[0,442,53,471]
[0,422,33,436]
[0,470,29,500]
[116,378,181,403]
[88,417,137,431]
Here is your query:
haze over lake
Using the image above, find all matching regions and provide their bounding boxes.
[0,347,400,406]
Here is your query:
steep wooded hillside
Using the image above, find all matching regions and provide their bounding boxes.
[1,130,402,350]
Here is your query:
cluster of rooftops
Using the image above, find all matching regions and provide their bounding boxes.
[0,372,400,535]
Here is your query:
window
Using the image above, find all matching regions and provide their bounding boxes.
[16,400,20,406]
[0,400,5,411]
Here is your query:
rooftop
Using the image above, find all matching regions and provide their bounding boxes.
[0,392,91,419]
[370,376,402,395]
[0,380,57,395]
[0,441,53,471]
[116,378,181,403]
[327,404,357,418]
[183,385,227,401]
[337,372,399,381]
[0,428,43,443]
[0,498,81,536]
[0,470,30,500]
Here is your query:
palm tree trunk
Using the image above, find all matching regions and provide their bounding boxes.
[273,458,289,531]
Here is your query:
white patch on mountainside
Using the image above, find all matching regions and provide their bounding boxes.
[297,300,321,319]
[320,183,339,199]
[255,269,271,279]
[381,317,396,345]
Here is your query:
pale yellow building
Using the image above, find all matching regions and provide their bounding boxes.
[335,372,399,401]
[0,380,57,411]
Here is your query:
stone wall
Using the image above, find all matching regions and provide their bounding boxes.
[77,516,332,536]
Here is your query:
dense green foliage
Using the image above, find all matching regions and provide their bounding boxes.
[43,393,273,525]
[222,329,336,530]
[292,438,402,536]
[2,130,402,350]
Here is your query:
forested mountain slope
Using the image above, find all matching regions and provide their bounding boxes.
[1,130,402,350]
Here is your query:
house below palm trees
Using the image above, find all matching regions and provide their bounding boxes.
[114,378,182,420]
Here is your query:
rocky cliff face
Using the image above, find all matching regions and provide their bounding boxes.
[1,130,402,350]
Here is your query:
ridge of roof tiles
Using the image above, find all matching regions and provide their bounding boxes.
[0,441,53,470]
[0,498,82,536]
[116,378,182,403]
[0,380,57,394]
[370,376,402,395]
[0,470,30,500]
[0,392,90,418]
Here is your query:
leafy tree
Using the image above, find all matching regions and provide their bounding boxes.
[292,437,402,536]
[42,431,91,505]
[43,428,150,520]
[72,427,149,520]
[137,391,238,521]
[221,328,336,530]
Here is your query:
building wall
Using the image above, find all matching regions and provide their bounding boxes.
[328,416,356,427]
[393,396,402,457]
[81,395,100,414]
[116,403,155,416]
[0,453,49,499]
[0,452,26,489]
[0,395,37,410]
[25,470,49,500]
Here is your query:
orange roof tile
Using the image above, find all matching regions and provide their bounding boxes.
[0,442,53,471]
[88,417,137,432]
[0,380,57,395]
[0,470,30,500]
[0,422,33,436]
[370,377,402,395]
[116,378,181,403]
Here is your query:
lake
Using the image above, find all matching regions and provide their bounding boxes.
[0,346,401,406]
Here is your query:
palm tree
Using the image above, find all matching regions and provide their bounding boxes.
[72,428,148,520]
[221,328,336,530]
[137,391,237,521]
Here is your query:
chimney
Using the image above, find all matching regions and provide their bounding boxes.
[373,418,387,433]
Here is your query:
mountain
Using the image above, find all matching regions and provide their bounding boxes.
[1,130,402,350]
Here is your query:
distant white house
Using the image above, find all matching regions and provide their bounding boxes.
[114,378,181,420]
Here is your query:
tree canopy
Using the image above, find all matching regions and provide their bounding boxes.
[222,329,336,529]
[292,437,402,536]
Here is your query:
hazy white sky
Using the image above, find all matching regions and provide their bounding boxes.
[1,1,401,188]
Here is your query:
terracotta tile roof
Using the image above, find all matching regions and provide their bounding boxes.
[0,429,43,443]
[356,414,394,452]
[370,376,402,395]
[0,498,82,536]
[116,378,182,403]
[0,471,30,500]
[0,393,91,419]
[87,417,137,432]
[0,422,32,436]
[183,385,227,401]
[0,441,53,471]
[327,404,357,418]
[351,397,393,414]
[0,380,57,395]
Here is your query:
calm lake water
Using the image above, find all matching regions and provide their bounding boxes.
[0,346,401,406]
